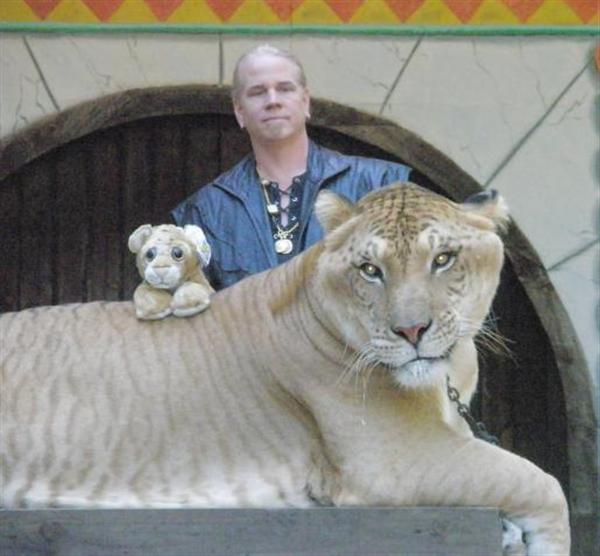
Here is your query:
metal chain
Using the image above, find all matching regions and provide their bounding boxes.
[446,375,499,445]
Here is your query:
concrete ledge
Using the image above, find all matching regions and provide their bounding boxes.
[0,507,502,556]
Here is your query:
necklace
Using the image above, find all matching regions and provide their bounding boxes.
[260,178,279,216]
[273,222,299,254]
[260,178,299,255]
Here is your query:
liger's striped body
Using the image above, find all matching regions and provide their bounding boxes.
[0,184,570,555]
[1,286,318,509]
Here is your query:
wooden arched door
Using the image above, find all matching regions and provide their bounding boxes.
[0,85,595,552]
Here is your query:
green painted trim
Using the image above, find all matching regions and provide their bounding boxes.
[0,22,598,36]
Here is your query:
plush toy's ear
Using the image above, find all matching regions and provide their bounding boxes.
[184,225,211,267]
[315,190,358,234]
[128,224,153,253]
[461,189,509,232]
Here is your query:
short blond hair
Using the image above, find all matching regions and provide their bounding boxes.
[231,45,307,100]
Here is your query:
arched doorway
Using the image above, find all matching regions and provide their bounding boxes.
[0,85,596,551]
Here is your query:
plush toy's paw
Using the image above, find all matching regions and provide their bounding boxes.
[133,284,173,320]
[502,518,526,556]
[137,305,173,320]
[171,282,211,317]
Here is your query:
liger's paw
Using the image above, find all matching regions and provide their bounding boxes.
[502,518,526,556]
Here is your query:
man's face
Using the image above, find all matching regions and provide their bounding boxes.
[233,54,310,145]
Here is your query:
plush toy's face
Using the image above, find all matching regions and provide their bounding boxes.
[128,224,210,290]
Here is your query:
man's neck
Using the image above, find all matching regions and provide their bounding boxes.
[252,133,309,191]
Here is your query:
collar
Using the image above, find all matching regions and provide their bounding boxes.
[212,140,351,200]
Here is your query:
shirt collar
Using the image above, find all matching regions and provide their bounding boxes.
[213,140,351,199]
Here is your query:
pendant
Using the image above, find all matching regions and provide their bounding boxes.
[266,203,279,215]
[274,238,293,255]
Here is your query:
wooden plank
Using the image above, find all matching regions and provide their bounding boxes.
[84,129,122,302]
[54,143,88,304]
[19,156,54,309]
[220,116,252,173]
[150,117,187,223]
[122,122,154,300]
[182,114,221,197]
[0,174,21,312]
[0,508,502,556]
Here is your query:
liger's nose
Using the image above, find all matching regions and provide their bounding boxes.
[391,321,432,345]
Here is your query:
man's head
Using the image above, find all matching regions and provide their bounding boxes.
[231,45,310,145]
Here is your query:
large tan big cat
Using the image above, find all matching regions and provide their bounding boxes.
[0,184,569,555]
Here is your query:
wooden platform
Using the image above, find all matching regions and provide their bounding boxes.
[0,507,501,556]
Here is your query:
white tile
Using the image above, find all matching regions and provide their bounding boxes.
[383,37,594,184]
[222,36,417,113]
[490,66,598,267]
[120,35,220,86]
[289,37,417,109]
[0,34,57,138]
[548,242,599,416]
[25,34,220,110]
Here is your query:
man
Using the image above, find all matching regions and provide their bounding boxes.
[172,45,413,290]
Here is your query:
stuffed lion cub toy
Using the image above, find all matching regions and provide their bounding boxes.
[128,224,214,320]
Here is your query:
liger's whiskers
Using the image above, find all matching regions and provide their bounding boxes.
[335,344,372,387]
[460,316,514,360]
[353,349,376,394]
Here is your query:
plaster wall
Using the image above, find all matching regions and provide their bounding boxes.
[1,32,598,428]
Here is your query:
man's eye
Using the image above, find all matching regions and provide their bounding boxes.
[278,83,295,92]
[432,251,457,272]
[359,263,383,282]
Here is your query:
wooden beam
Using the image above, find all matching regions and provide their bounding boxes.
[0,507,502,556]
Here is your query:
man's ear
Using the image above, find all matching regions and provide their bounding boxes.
[233,101,245,129]
[303,89,311,119]
[315,190,357,234]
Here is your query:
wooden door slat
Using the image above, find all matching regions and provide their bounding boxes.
[122,123,153,299]
[19,158,55,309]
[0,175,21,312]
[54,144,88,304]
[85,130,123,302]
[183,115,221,196]
[151,118,186,224]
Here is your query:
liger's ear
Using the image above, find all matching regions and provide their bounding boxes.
[128,224,153,253]
[461,189,510,232]
[315,190,358,234]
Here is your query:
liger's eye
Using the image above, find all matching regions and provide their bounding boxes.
[171,247,184,260]
[432,251,456,272]
[359,262,383,282]
[145,247,157,261]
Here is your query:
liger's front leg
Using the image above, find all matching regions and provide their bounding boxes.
[412,436,570,555]
[334,432,570,556]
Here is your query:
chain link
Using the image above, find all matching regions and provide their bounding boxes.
[446,375,499,445]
